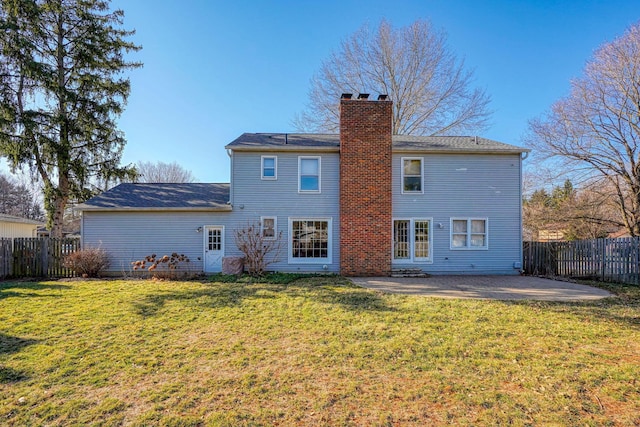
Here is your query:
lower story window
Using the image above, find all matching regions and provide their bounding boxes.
[451,218,488,249]
[261,216,276,239]
[393,219,432,262]
[290,218,331,263]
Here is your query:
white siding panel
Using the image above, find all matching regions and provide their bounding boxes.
[229,151,340,272]
[82,211,233,274]
[393,153,523,274]
[0,222,38,238]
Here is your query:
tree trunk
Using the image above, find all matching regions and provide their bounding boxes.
[50,174,69,238]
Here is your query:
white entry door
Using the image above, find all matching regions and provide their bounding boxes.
[204,226,224,273]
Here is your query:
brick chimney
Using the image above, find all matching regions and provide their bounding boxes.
[339,93,393,276]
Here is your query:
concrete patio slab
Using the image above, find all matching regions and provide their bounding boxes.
[351,275,613,301]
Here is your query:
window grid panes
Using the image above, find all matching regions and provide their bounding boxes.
[394,219,431,261]
[414,220,430,259]
[451,219,487,249]
[403,158,422,193]
[262,217,275,239]
[208,229,221,251]
[393,220,410,259]
[291,220,328,258]
[470,219,486,247]
[299,157,320,191]
[262,156,276,179]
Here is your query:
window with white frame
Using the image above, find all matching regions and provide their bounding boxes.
[261,216,277,239]
[298,156,320,192]
[451,218,488,249]
[402,157,423,193]
[393,220,410,260]
[289,218,331,262]
[393,218,432,262]
[261,156,277,180]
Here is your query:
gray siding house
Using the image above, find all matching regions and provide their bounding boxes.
[78,95,529,276]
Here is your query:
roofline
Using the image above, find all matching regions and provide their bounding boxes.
[0,216,45,226]
[76,206,233,213]
[226,145,339,153]
[393,147,531,154]
[228,146,530,154]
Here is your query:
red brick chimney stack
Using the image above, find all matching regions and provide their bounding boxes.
[339,93,393,276]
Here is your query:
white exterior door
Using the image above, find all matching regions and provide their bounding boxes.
[204,226,224,273]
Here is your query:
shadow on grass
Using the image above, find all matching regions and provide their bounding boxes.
[132,283,270,316]
[0,282,71,300]
[0,365,29,383]
[0,333,39,383]
[504,281,640,330]
[133,276,394,317]
[280,276,395,312]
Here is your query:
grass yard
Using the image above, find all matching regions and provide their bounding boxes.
[1,275,639,426]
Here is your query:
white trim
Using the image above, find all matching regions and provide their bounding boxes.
[260,216,277,240]
[298,156,321,193]
[392,217,433,263]
[450,218,489,250]
[288,217,332,264]
[261,155,277,180]
[401,157,424,194]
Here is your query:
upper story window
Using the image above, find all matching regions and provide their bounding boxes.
[299,156,321,193]
[261,156,277,180]
[451,218,488,250]
[402,157,423,194]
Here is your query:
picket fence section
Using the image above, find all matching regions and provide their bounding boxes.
[0,238,11,279]
[523,238,640,285]
[0,237,80,279]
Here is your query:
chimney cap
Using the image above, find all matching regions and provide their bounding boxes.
[357,93,370,100]
[341,93,353,99]
[377,94,388,101]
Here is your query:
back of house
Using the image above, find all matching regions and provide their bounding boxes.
[78,95,529,276]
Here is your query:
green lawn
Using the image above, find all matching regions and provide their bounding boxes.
[1,275,639,426]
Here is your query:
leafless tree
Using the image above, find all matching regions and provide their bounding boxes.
[293,19,492,136]
[528,22,640,236]
[523,181,615,241]
[0,172,43,220]
[135,161,195,183]
[234,222,283,276]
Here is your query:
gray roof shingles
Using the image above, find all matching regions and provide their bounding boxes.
[77,183,231,211]
[226,133,530,153]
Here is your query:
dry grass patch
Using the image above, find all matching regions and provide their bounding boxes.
[0,276,639,426]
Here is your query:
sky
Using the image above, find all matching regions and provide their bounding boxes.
[2,0,639,184]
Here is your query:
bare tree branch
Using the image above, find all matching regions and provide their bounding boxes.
[527,21,640,236]
[293,19,492,136]
[134,161,195,183]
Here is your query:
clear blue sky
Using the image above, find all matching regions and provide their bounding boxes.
[3,0,638,184]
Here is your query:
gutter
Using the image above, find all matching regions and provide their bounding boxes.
[75,206,233,213]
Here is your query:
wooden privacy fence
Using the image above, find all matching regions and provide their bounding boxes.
[523,238,640,285]
[0,238,11,279]
[0,237,80,279]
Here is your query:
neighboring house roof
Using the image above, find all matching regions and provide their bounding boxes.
[76,183,231,211]
[226,133,530,154]
[0,213,45,226]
